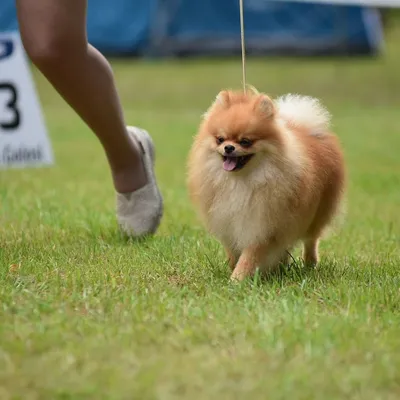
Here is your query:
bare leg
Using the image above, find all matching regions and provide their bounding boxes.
[16,0,164,236]
[303,238,320,266]
[16,0,145,193]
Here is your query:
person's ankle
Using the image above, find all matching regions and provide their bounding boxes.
[112,161,148,193]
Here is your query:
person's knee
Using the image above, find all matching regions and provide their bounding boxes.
[21,30,85,71]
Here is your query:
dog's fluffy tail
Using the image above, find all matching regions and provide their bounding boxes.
[276,94,331,136]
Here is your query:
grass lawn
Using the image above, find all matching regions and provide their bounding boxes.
[1,25,400,399]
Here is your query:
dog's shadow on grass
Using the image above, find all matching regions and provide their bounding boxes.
[261,260,316,284]
[199,243,342,288]
[228,257,340,288]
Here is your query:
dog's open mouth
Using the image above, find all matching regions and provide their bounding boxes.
[222,155,254,171]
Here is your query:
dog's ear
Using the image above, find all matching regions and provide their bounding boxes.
[214,90,231,107]
[203,90,231,119]
[254,94,275,118]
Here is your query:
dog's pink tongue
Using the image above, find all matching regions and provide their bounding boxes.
[223,157,238,171]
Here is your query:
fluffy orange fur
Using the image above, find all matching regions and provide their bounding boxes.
[187,89,346,281]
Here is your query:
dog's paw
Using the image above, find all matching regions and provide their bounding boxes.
[230,270,247,282]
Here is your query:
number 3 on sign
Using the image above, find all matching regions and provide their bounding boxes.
[0,32,53,168]
[0,82,21,130]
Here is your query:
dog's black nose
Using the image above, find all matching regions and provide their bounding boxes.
[224,145,235,154]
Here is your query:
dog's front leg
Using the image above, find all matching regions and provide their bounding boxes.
[230,245,265,281]
[225,247,240,271]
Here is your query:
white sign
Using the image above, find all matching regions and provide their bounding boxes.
[0,31,53,169]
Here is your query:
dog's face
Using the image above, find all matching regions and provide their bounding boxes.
[198,90,284,174]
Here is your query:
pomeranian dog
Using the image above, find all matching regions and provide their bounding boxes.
[187,89,346,281]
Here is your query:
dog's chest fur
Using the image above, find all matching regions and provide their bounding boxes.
[202,171,285,251]
[192,153,299,252]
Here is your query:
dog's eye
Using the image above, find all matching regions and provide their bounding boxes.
[216,137,225,144]
[239,138,252,147]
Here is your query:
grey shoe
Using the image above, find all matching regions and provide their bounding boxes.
[116,126,163,237]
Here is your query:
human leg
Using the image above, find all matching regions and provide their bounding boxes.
[16,0,163,235]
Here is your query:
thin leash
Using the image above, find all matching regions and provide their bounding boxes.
[239,0,247,93]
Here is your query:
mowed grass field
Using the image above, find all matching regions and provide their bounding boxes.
[1,25,400,399]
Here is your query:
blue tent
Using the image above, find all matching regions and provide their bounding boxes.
[0,0,383,56]
[157,0,383,56]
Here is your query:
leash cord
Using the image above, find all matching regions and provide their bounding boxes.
[239,0,246,93]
